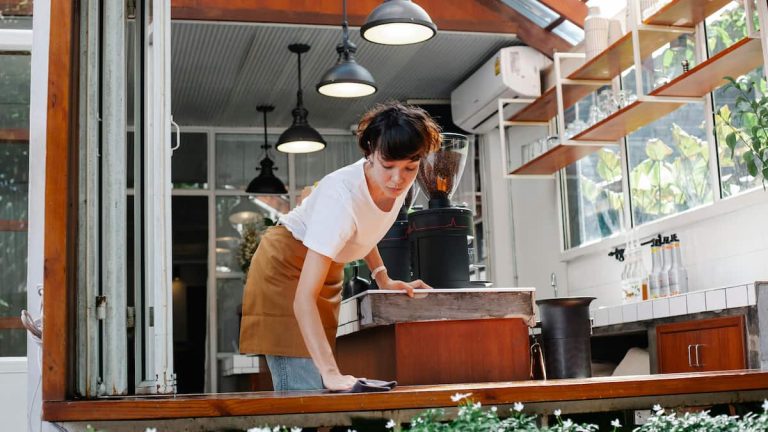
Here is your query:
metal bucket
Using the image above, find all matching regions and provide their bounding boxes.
[536,297,595,379]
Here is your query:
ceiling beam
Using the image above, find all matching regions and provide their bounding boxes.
[539,0,588,27]
[171,0,519,35]
[475,0,573,58]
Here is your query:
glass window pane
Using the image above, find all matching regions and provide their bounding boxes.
[171,132,208,189]
[216,133,288,191]
[706,2,756,56]
[215,195,287,275]
[626,104,713,226]
[0,52,29,356]
[499,0,559,27]
[0,53,31,129]
[553,20,584,45]
[293,134,360,190]
[563,148,625,249]
[217,278,243,353]
[0,14,32,30]
[713,67,765,197]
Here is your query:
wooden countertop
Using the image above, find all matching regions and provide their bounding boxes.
[45,370,768,421]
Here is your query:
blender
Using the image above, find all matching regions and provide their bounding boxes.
[408,133,476,288]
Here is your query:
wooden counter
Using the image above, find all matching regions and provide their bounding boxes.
[335,288,536,385]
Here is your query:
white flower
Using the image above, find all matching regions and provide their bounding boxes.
[513,402,524,412]
[653,404,663,414]
[611,419,622,427]
[273,427,281,432]
[474,402,482,409]
[563,419,573,428]
[145,429,157,432]
[291,428,302,432]
[491,406,498,412]
[451,392,472,402]
[385,419,396,429]
[554,409,562,417]
[763,399,768,412]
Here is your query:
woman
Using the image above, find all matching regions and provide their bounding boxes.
[239,102,441,391]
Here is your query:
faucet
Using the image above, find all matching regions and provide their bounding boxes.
[550,272,558,298]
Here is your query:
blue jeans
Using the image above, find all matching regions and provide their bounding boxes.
[265,355,324,391]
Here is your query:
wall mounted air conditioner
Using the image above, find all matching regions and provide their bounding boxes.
[451,46,552,134]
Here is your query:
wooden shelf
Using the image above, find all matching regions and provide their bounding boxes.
[651,37,763,97]
[0,128,29,143]
[508,82,604,123]
[0,219,28,232]
[644,0,734,28]
[510,142,613,175]
[569,29,682,81]
[571,99,685,142]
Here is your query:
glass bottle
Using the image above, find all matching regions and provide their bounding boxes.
[667,234,688,295]
[648,237,662,299]
[658,236,672,297]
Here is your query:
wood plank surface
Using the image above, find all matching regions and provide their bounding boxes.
[348,289,535,330]
[0,317,24,329]
[43,370,768,421]
[644,0,733,28]
[651,37,763,98]
[510,143,611,175]
[571,100,684,142]
[569,30,681,81]
[44,0,78,402]
[0,219,28,232]
[0,128,30,143]
[509,83,603,123]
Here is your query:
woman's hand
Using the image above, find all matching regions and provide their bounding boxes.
[322,372,358,391]
[379,277,432,297]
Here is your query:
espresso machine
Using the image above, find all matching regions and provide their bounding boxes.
[408,133,476,288]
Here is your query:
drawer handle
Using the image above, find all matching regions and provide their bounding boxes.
[687,344,694,367]
[694,344,703,368]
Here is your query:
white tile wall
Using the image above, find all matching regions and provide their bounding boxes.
[565,201,768,304]
[652,298,670,318]
[608,306,623,325]
[726,285,749,308]
[622,303,638,323]
[706,289,727,311]
[638,301,653,321]
[687,291,706,313]
[668,295,687,316]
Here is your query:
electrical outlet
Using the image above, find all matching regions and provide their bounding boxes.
[635,409,652,425]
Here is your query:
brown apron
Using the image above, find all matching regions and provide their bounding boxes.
[239,225,345,357]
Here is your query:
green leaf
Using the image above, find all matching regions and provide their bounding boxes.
[726,132,737,152]
[645,138,673,161]
[745,150,758,176]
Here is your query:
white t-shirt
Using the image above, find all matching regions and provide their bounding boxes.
[280,159,407,263]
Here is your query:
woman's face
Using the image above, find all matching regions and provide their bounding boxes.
[368,151,420,199]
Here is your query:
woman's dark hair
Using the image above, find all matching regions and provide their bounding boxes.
[357,102,442,161]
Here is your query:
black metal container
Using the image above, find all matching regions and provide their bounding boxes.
[536,297,595,379]
[376,219,411,284]
[408,207,473,288]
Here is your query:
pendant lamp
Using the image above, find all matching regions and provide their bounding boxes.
[216,220,240,246]
[246,105,289,194]
[276,44,327,154]
[362,0,437,45]
[228,198,262,225]
[316,0,377,98]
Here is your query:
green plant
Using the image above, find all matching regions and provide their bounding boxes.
[717,75,768,190]
[237,216,274,274]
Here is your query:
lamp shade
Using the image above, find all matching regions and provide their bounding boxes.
[276,110,327,153]
[216,220,241,246]
[245,157,289,195]
[228,198,262,225]
[316,58,377,98]
[361,0,437,45]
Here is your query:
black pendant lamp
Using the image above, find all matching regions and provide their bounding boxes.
[246,105,289,195]
[362,0,437,45]
[316,0,377,98]
[276,44,327,154]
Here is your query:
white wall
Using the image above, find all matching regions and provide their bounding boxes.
[480,128,567,298]
[0,358,27,432]
[567,196,768,308]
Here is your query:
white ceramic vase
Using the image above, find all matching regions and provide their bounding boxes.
[584,6,610,60]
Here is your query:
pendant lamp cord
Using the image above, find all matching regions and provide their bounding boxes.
[340,0,354,57]
[342,0,349,46]
[262,109,271,159]
[296,50,305,109]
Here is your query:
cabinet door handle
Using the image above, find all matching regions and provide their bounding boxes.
[687,344,694,367]
[694,344,702,367]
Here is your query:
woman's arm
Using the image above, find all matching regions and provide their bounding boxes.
[363,246,432,296]
[293,249,357,391]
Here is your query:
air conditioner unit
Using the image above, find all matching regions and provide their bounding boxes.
[451,46,552,134]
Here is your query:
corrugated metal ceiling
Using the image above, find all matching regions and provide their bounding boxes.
[168,21,520,129]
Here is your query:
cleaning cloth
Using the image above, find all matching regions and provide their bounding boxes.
[332,379,397,393]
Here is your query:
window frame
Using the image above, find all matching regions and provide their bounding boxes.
[559,2,768,261]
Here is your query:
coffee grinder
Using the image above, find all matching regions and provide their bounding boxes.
[374,186,418,286]
[408,133,475,288]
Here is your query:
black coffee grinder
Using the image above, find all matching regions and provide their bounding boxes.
[408,133,475,288]
[375,186,418,286]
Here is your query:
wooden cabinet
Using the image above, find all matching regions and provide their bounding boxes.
[656,315,746,374]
